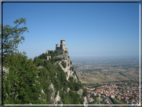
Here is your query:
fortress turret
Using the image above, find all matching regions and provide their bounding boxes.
[56,44,59,48]
[55,40,68,52]
[60,40,66,49]
[47,50,49,54]
[47,40,70,67]
[47,50,54,54]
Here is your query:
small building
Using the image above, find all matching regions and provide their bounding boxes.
[111,95,115,98]
[47,56,51,60]
[94,93,97,96]
[88,97,94,103]
[87,93,91,98]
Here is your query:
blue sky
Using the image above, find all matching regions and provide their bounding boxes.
[3,3,139,59]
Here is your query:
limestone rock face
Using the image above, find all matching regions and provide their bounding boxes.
[41,89,44,94]
[59,59,78,81]
[83,97,88,107]
[46,40,77,82]
[57,51,78,82]
[3,67,9,74]
[3,67,10,79]
[54,91,61,103]
[49,83,55,102]
[49,83,62,104]
[49,83,55,91]
[67,87,70,92]
[37,66,43,69]
[37,40,88,104]
[77,89,83,96]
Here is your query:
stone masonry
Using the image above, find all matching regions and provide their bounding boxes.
[47,40,70,67]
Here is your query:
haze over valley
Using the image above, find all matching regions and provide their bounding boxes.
[71,56,139,84]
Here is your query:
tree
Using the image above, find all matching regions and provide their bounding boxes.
[3,52,43,104]
[83,88,87,96]
[2,18,28,56]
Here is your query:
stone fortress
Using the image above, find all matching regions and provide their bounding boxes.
[47,40,70,67]
[46,40,87,105]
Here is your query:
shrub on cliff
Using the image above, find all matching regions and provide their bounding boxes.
[61,61,66,68]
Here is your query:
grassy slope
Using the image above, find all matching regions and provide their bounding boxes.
[111,98,126,104]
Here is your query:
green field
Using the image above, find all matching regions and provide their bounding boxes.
[111,98,126,104]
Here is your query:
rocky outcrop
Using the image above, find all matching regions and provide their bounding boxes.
[37,66,43,69]
[54,91,61,103]
[58,59,78,82]
[49,83,55,91]
[83,97,88,107]
[77,89,83,96]
[41,89,44,94]
[49,83,62,104]
[67,87,70,92]
[3,67,9,74]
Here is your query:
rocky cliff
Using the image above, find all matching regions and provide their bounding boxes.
[43,49,88,104]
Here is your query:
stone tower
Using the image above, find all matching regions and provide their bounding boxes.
[56,44,59,48]
[60,40,66,49]
[60,40,68,51]
[55,40,68,52]
[47,40,69,61]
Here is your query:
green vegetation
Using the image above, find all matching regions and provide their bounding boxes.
[3,51,70,104]
[110,97,126,104]
[67,77,83,91]
[83,83,102,88]
[65,50,68,53]
[3,18,85,104]
[53,57,62,61]
[3,52,45,104]
[2,18,86,104]
[93,84,102,88]
[61,61,66,68]
[2,18,28,56]
[89,94,99,104]
[70,67,74,71]
[33,51,63,66]
[83,88,87,96]
[3,50,84,104]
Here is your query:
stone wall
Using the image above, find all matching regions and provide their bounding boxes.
[56,47,64,52]
[56,40,68,52]
[47,40,69,61]
[47,56,51,60]
[56,53,70,67]
[47,50,54,54]
[64,47,68,52]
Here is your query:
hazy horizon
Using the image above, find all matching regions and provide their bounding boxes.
[28,55,139,60]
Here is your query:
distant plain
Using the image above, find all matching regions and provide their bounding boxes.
[71,56,139,84]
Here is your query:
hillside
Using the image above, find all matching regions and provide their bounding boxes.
[3,40,88,105]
